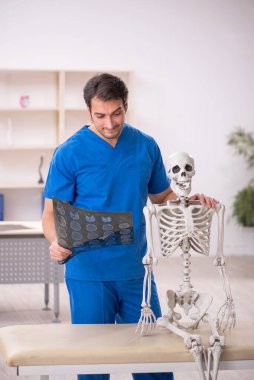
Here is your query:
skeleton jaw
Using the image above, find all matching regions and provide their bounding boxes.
[176,180,191,190]
[172,179,192,198]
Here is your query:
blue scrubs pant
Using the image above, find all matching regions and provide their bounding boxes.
[66,278,174,380]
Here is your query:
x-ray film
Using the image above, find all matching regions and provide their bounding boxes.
[53,197,135,264]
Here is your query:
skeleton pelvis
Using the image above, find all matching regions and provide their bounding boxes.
[166,289,213,329]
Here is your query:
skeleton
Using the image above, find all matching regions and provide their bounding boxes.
[137,152,236,380]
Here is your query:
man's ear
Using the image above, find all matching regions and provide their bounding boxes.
[124,103,128,112]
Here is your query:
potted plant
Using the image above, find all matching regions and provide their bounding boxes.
[227,128,254,227]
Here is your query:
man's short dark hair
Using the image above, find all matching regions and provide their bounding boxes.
[83,73,128,110]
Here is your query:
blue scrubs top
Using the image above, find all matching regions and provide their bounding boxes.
[44,124,170,281]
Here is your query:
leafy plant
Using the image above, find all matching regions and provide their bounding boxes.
[228,128,254,168]
[228,128,254,227]
[233,182,254,226]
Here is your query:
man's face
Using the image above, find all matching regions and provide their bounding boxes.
[89,97,127,142]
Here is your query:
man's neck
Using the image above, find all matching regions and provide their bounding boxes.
[88,125,120,147]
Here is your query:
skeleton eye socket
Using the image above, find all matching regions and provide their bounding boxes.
[172,165,180,174]
[185,164,193,172]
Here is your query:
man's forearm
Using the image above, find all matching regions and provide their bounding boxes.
[163,190,177,202]
[42,211,57,244]
[42,198,72,261]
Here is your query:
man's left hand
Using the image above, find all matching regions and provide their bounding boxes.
[189,194,219,208]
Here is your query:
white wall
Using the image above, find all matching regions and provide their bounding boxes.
[0,0,253,255]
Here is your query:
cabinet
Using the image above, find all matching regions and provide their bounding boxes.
[0,70,131,220]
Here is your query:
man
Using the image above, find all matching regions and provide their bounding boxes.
[42,73,217,380]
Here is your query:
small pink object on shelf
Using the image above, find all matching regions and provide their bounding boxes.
[19,95,30,108]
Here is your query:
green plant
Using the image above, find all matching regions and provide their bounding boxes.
[228,128,254,168]
[227,128,254,227]
[233,181,254,226]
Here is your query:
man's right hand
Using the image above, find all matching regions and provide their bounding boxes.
[49,241,72,262]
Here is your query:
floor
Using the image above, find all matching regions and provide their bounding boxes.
[0,256,254,380]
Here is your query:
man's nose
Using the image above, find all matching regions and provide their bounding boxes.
[105,116,114,129]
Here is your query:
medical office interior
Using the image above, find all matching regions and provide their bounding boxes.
[0,0,253,379]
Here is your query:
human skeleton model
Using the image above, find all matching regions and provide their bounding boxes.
[137,152,236,380]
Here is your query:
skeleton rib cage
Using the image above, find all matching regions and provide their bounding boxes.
[154,201,215,257]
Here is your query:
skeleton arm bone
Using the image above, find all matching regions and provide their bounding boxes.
[213,203,236,332]
[213,203,226,266]
[142,205,158,306]
[142,205,158,267]
[137,205,157,335]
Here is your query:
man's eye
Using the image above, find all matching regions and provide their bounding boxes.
[114,111,121,116]
[96,115,104,119]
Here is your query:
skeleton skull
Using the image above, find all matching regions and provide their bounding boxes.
[167,152,195,198]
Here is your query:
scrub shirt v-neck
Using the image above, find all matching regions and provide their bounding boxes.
[44,124,170,281]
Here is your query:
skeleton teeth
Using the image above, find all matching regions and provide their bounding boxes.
[176,181,190,189]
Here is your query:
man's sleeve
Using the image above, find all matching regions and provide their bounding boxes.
[148,142,171,195]
[43,146,75,202]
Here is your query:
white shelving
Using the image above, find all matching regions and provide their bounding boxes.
[0,146,56,150]
[0,69,130,220]
[0,108,59,111]
[0,183,44,189]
